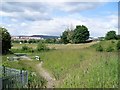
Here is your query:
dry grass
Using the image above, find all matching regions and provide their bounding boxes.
[12,41,98,50]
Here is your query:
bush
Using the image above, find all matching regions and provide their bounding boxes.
[36,42,49,51]
[96,45,103,52]
[106,46,114,52]
[21,45,30,51]
[21,45,34,53]
[111,40,115,43]
[117,40,120,50]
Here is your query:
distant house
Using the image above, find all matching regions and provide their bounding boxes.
[11,35,59,41]
[85,37,99,43]
[11,36,42,41]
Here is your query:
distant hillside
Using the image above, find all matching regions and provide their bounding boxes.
[31,35,59,39]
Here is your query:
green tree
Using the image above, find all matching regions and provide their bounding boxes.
[67,30,74,43]
[117,40,120,50]
[61,30,69,44]
[105,31,117,40]
[0,27,11,54]
[116,35,120,40]
[72,25,89,43]
[23,40,28,43]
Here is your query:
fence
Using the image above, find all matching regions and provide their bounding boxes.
[0,66,28,89]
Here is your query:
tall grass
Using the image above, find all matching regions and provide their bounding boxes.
[4,40,118,88]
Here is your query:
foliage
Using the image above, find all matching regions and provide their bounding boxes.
[0,27,11,54]
[23,40,28,43]
[36,42,49,51]
[4,40,118,88]
[28,72,46,88]
[61,30,69,44]
[12,40,20,43]
[2,55,47,88]
[106,46,114,52]
[96,44,103,52]
[105,31,117,40]
[61,25,89,44]
[28,39,36,44]
[72,25,89,43]
[45,38,59,44]
[38,46,117,88]
[22,45,30,51]
[116,40,120,50]
[21,45,34,52]
[116,35,120,40]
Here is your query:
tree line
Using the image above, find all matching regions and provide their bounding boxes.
[1,26,120,54]
[12,38,61,44]
[61,25,90,44]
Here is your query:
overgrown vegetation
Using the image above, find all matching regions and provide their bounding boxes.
[1,27,119,88]
[37,41,118,88]
[36,42,49,52]
[61,25,89,44]
[11,42,50,53]
[91,40,118,52]
[2,40,118,88]
[2,56,47,88]
[96,45,103,52]
[0,27,11,54]
[116,40,120,50]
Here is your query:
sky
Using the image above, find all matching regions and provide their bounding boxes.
[0,1,118,37]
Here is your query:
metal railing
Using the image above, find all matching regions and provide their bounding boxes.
[0,66,28,89]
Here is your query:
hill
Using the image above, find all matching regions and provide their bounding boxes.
[31,35,59,39]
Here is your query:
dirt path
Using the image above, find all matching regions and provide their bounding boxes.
[36,61,56,88]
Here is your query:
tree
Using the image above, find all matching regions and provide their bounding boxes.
[67,30,74,43]
[72,25,89,43]
[0,27,11,54]
[105,31,117,40]
[61,30,69,44]
[117,40,120,50]
[116,35,120,40]
[23,40,28,43]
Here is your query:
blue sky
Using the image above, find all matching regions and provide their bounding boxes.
[0,1,118,37]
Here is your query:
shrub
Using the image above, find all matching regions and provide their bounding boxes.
[96,45,103,52]
[111,40,115,43]
[117,40,120,50]
[106,46,114,52]
[21,45,34,53]
[36,42,49,51]
[21,45,30,51]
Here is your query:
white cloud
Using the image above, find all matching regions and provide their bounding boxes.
[0,2,118,37]
[2,0,119,2]
[21,22,28,26]
[5,14,117,37]
[11,18,17,22]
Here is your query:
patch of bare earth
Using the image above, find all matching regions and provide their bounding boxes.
[36,61,57,88]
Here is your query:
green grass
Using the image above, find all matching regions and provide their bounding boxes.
[2,40,119,88]
[2,54,47,88]
[36,48,118,88]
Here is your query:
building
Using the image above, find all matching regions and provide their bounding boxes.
[11,36,43,41]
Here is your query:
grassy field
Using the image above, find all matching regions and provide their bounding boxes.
[38,47,118,88]
[12,41,98,49]
[2,40,118,88]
